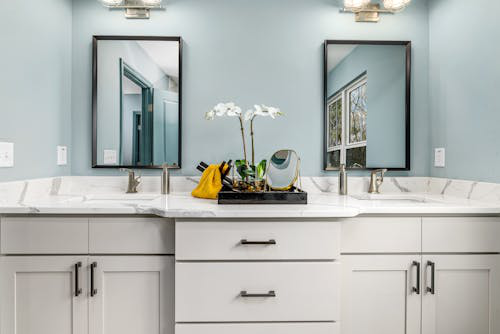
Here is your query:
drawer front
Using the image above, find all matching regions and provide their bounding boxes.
[341,217,421,253]
[423,217,500,253]
[0,217,88,254]
[89,217,174,254]
[176,220,340,260]
[176,262,339,322]
[176,323,338,334]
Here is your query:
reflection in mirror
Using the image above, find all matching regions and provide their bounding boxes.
[324,41,410,171]
[93,37,181,168]
[266,150,301,191]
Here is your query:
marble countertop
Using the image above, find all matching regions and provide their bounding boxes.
[0,176,499,217]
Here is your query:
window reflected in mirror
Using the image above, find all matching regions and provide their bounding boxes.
[324,41,410,171]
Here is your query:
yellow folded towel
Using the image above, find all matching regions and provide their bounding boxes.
[192,164,228,200]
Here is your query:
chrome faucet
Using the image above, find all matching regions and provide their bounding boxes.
[368,169,388,194]
[161,164,170,195]
[121,169,141,194]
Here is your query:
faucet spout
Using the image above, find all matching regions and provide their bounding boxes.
[121,169,141,194]
[368,169,387,194]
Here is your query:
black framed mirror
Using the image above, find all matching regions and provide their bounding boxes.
[92,36,182,169]
[324,40,411,171]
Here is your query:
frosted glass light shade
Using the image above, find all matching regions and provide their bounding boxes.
[383,0,411,11]
[343,0,370,10]
[142,0,162,4]
[100,0,123,5]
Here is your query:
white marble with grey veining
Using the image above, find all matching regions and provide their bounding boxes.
[0,176,500,217]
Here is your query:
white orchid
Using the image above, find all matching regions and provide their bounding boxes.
[245,104,283,121]
[206,102,283,169]
[206,102,242,120]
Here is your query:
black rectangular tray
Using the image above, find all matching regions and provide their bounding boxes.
[218,188,307,205]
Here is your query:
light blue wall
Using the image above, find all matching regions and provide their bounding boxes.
[71,0,430,177]
[0,0,73,182]
[429,0,500,182]
[327,45,406,168]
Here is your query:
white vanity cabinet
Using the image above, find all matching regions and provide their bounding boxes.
[175,220,341,333]
[341,217,500,334]
[0,216,175,334]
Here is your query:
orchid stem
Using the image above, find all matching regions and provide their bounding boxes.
[250,118,255,167]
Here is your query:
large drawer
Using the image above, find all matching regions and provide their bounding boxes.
[89,217,174,254]
[176,323,338,334]
[176,220,340,260]
[423,217,500,253]
[341,217,421,253]
[176,262,339,322]
[1,217,88,254]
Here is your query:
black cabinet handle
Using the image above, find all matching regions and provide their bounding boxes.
[74,262,82,297]
[427,261,435,294]
[90,262,98,297]
[240,290,276,298]
[240,239,276,245]
[411,261,420,295]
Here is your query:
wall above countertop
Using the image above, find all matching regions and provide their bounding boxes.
[70,0,431,177]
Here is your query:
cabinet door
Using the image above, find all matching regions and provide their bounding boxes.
[341,255,422,334]
[422,255,500,334]
[89,256,174,334]
[0,256,88,334]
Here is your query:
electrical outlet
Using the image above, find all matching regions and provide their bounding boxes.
[434,148,445,168]
[0,142,14,168]
[103,150,117,165]
[57,146,68,166]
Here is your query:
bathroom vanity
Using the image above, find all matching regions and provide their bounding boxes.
[1,176,500,334]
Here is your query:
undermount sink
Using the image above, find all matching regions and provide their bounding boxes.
[67,194,161,205]
[350,194,440,204]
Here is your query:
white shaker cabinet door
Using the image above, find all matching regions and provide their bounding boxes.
[341,255,422,334]
[422,255,500,334]
[0,256,88,334]
[88,256,174,334]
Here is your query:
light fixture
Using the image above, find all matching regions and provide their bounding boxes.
[99,0,164,19]
[341,0,411,22]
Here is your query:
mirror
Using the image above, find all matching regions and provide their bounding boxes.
[92,36,182,169]
[324,40,410,171]
[265,150,301,191]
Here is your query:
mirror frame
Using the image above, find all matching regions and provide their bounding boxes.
[92,35,183,169]
[323,40,411,171]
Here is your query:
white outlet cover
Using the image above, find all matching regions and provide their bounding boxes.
[0,142,14,168]
[57,146,68,166]
[103,149,118,165]
[435,148,445,168]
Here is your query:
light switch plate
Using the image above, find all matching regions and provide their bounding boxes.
[435,148,445,168]
[103,149,118,165]
[57,146,68,166]
[0,142,14,168]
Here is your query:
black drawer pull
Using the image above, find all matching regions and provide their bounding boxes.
[74,262,82,297]
[90,262,98,297]
[240,239,276,245]
[412,261,420,295]
[427,261,435,295]
[240,290,276,298]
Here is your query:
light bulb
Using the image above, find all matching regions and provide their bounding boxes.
[383,0,411,11]
[344,0,370,10]
[100,0,123,5]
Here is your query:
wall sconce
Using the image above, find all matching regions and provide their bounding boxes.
[100,0,164,19]
[341,0,411,22]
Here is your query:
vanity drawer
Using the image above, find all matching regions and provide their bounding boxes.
[176,220,340,260]
[89,217,174,254]
[176,323,339,334]
[423,217,500,253]
[341,217,421,253]
[0,217,89,254]
[176,262,339,322]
